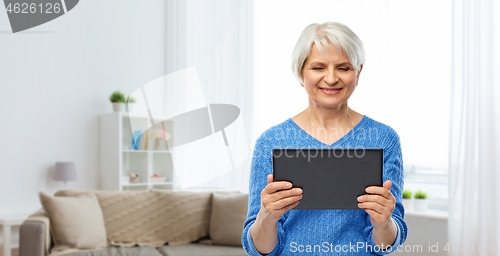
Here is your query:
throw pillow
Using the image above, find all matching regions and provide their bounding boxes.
[38,191,107,250]
[210,192,248,246]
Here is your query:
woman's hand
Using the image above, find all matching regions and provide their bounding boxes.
[357,180,395,229]
[251,174,303,254]
[260,174,303,223]
[357,180,398,249]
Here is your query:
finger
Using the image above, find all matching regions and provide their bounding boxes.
[272,201,300,219]
[358,202,386,215]
[271,188,302,202]
[366,186,393,200]
[267,174,273,184]
[357,195,390,208]
[272,194,302,210]
[264,181,293,194]
[275,199,301,215]
[364,209,383,220]
[383,180,392,191]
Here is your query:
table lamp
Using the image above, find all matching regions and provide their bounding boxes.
[53,162,77,188]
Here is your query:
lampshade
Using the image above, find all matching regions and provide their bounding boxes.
[53,162,77,182]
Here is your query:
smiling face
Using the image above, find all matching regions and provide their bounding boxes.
[301,42,361,109]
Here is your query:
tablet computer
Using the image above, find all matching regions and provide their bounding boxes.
[272,148,383,210]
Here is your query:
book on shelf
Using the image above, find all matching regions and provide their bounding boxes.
[140,131,148,150]
[131,130,151,151]
[131,130,143,150]
[131,129,170,151]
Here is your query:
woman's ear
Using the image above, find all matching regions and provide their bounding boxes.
[300,67,305,87]
[356,65,363,86]
[357,65,363,77]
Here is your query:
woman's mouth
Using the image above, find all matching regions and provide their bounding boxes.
[320,87,342,95]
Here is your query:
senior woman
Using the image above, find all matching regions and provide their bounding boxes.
[242,22,407,256]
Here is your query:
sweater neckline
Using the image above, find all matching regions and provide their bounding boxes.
[286,115,369,147]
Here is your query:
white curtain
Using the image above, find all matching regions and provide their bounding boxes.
[449,0,500,255]
[164,0,254,191]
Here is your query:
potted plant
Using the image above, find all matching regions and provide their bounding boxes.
[402,189,413,210]
[127,96,137,113]
[414,190,428,212]
[109,91,126,112]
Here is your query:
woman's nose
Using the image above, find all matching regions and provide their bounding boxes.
[324,69,338,85]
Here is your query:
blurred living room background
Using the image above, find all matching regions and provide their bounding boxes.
[1,0,499,256]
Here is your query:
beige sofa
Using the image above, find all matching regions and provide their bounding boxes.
[19,189,249,256]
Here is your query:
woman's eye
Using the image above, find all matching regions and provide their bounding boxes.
[312,67,323,70]
[339,67,350,71]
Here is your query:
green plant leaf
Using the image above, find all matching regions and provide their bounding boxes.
[109,91,126,103]
[127,95,136,103]
[414,190,427,199]
[402,189,413,199]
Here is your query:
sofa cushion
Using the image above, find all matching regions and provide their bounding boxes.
[48,246,163,256]
[55,189,212,247]
[38,191,107,251]
[157,244,247,256]
[209,193,248,246]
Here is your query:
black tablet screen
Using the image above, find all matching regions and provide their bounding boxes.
[272,148,383,209]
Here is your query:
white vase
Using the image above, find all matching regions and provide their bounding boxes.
[112,103,125,112]
[414,199,428,212]
[127,103,136,113]
[402,198,413,211]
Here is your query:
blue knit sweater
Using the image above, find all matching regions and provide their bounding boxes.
[242,115,407,255]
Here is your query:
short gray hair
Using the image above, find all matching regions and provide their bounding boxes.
[291,22,365,86]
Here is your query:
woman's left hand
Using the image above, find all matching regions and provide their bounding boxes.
[357,180,395,229]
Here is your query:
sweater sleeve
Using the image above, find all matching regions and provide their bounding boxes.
[242,135,287,256]
[363,129,408,255]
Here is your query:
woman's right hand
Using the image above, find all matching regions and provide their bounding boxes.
[260,174,303,222]
[251,174,303,254]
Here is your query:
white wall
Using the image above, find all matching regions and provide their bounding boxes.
[0,0,166,216]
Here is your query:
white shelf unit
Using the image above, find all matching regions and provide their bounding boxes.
[99,112,176,191]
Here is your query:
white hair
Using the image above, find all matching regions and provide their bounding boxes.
[291,22,365,86]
